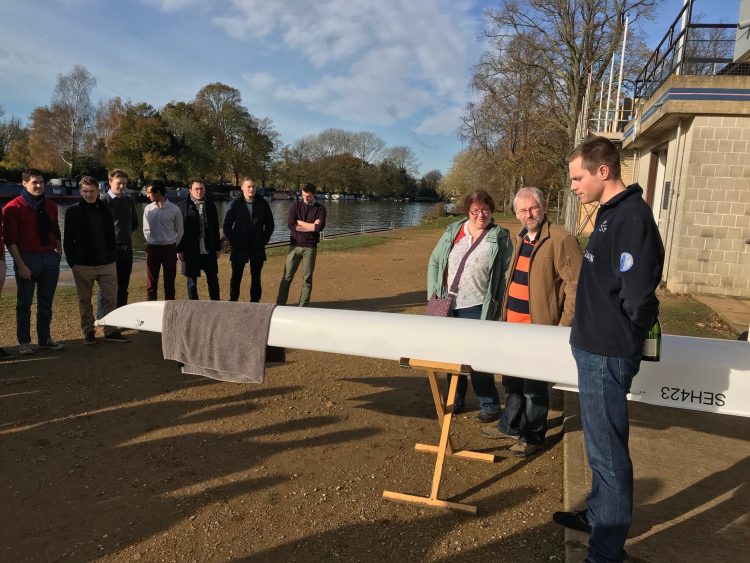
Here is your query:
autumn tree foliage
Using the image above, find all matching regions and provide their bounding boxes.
[457,0,657,207]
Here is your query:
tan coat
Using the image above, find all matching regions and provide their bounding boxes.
[501,218,583,327]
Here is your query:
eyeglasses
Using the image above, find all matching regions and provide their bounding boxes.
[516,205,541,217]
[469,208,491,217]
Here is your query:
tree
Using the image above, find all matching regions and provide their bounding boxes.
[161,101,213,180]
[194,83,248,182]
[351,131,385,164]
[440,148,504,204]
[488,1,656,143]
[28,107,68,173]
[33,65,97,176]
[381,146,419,176]
[193,83,276,184]
[0,113,27,163]
[3,138,31,170]
[105,103,176,181]
[459,1,657,210]
[419,170,443,198]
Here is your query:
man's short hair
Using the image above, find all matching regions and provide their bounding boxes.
[301,183,316,194]
[567,135,621,180]
[79,176,99,189]
[463,189,495,214]
[147,180,166,195]
[21,168,44,182]
[513,187,545,211]
[241,176,255,184]
[188,177,205,188]
[108,169,129,181]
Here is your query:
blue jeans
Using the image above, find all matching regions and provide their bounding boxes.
[572,346,641,563]
[447,305,500,415]
[15,251,60,344]
[498,376,549,445]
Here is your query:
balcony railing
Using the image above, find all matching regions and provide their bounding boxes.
[633,0,737,101]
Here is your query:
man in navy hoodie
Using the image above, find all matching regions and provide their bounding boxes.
[553,136,664,563]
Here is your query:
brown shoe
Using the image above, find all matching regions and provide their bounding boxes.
[509,441,544,457]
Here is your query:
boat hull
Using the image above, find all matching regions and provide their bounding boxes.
[97,302,750,417]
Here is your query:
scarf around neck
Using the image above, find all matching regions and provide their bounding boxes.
[21,189,53,246]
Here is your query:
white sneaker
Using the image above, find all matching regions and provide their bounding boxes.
[41,338,65,350]
[18,343,36,355]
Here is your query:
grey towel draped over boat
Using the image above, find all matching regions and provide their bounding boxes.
[162,300,275,383]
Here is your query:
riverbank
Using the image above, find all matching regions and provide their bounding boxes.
[0,221,741,562]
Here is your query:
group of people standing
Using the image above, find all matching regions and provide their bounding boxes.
[0,171,326,357]
[2,135,663,563]
[428,136,664,563]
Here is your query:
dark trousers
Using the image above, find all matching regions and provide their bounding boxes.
[230,259,264,302]
[97,247,133,318]
[447,304,500,415]
[186,253,220,301]
[145,244,177,301]
[498,376,550,445]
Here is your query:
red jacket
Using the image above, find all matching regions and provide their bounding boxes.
[2,195,61,253]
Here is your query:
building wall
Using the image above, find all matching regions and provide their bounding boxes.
[666,115,750,296]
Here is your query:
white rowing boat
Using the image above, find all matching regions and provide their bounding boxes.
[97,302,750,418]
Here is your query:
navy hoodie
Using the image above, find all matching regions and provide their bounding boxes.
[570,184,665,357]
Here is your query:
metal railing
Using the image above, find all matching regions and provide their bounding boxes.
[633,0,737,101]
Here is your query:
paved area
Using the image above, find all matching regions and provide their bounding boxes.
[561,295,750,563]
[693,294,750,335]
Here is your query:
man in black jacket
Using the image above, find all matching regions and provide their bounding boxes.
[64,177,128,345]
[98,169,138,313]
[223,177,275,302]
[553,136,664,563]
[177,179,221,300]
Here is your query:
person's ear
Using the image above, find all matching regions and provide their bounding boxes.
[597,164,610,180]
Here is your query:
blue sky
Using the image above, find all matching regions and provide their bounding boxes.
[0,0,742,175]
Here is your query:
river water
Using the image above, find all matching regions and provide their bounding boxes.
[3,199,437,276]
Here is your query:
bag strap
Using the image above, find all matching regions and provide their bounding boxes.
[447,227,489,296]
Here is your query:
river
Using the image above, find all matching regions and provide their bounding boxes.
[3,199,437,276]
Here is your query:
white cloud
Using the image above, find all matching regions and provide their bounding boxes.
[242,71,276,91]
[142,0,201,13]
[413,105,465,135]
[209,0,480,130]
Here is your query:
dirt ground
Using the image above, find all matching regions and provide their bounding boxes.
[1,226,566,562]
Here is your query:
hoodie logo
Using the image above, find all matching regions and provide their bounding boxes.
[598,220,608,233]
[620,252,634,272]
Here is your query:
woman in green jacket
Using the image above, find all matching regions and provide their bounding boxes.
[427,189,513,421]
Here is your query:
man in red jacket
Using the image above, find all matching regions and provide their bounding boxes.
[3,168,65,355]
